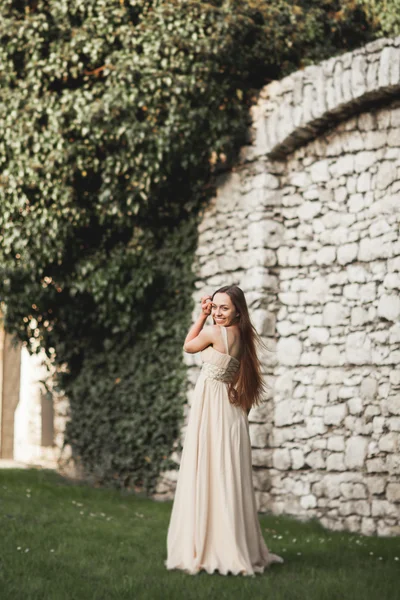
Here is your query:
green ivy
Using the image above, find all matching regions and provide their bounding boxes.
[0,0,393,494]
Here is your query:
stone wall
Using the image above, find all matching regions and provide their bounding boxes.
[153,37,400,537]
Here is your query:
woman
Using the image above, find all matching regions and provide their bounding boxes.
[165,285,284,576]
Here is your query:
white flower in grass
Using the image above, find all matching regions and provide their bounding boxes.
[17,547,21,551]
[297,552,302,556]
[80,511,84,515]
[369,552,374,555]
[50,549,55,553]
[394,557,399,561]
[25,548,29,553]
[378,557,383,561]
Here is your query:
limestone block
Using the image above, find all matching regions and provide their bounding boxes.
[366,476,386,495]
[354,151,377,172]
[274,399,294,427]
[305,450,325,469]
[378,433,398,453]
[351,306,369,326]
[364,130,387,150]
[387,395,400,416]
[339,500,371,517]
[326,453,346,471]
[347,397,363,415]
[351,54,367,98]
[249,423,268,448]
[358,237,392,261]
[327,436,345,451]
[252,468,272,491]
[369,220,392,239]
[366,458,387,473]
[345,436,368,469]
[378,45,400,87]
[300,494,317,509]
[303,277,330,304]
[323,473,351,497]
[340,482,367,499]
[348,193,365,213]
[330,155,354,176]
[288,171,312,188]
[251,448,272,467]
[291,448,305,470]
[322,302,349,326]
[377,294,400,322]
[310,160,330,182]
[389,417,400,432]
[377,521,400,536]
[337,242,358,265]
[372,499,400,518]
[274,372,295,396]
[324,403,348,426]
[308,327,329,344]
[387,453,400,475]
[384,272,400,290]
[255,491,272,512]
[320,345,342,366]
[306,416,327,437]
[345,331,372,365]
[297,200,321,221]
[387,127,400,146]
[344,515,362,532]
[360,376,378,400]
[386,483,400,502]
[361,517,376,536]
[272,448,291,470]
[316,246,336,265]
[276,336,302,366]
[376,161,398,190]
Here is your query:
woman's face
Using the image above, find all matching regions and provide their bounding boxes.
[211,292,237,326]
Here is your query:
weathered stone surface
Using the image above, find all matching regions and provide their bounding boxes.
[345,436,369,469]
[159,37,400,539]
[386,483,400,502]
[324,404,348,426]
[272,448,291,470]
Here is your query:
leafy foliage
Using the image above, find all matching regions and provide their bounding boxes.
[0,0,390,493]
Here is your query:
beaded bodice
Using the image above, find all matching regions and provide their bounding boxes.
[200,326,240,383]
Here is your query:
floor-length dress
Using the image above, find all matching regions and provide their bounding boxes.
[165,325,284,576]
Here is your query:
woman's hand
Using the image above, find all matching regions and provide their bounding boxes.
[200,295,212,317]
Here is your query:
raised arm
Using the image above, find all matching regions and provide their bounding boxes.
[183,295,215,354]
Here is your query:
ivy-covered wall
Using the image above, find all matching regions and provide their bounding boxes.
[0,0,399,493]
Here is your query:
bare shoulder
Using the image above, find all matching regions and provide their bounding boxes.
[205,324,220,340]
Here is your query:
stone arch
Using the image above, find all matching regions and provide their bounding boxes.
[154,36,400,537]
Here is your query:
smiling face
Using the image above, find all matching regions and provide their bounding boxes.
[211,292,238,326]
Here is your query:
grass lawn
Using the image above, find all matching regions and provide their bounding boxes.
[1,468,399,600]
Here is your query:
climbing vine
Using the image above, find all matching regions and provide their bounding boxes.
[0,0,392,493]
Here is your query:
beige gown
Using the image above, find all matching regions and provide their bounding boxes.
[165,325,284,577]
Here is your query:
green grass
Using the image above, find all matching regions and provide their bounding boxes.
[1,469,399,600]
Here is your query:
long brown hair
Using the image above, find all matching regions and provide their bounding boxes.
[212,285,270,412]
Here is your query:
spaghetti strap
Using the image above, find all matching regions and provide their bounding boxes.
[220,325,229,355]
